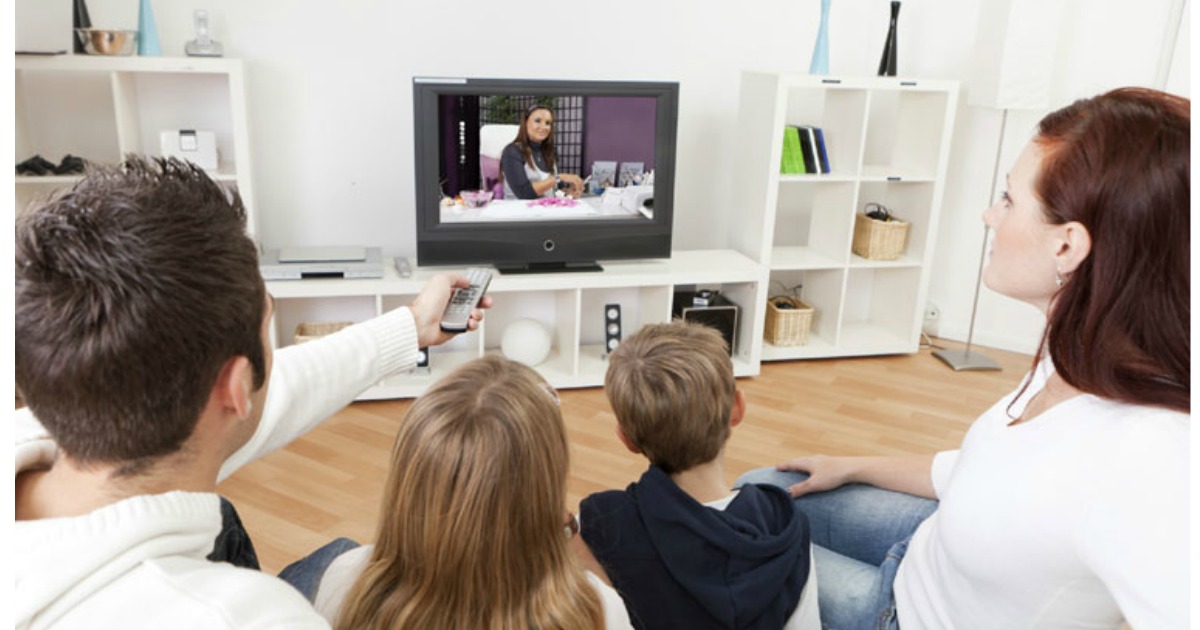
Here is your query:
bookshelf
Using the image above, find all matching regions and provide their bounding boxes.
[731,72,959,360]
[14,55,257,234]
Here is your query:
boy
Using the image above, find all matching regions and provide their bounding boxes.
[579,322,818,630]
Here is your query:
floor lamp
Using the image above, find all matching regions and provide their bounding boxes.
[932,114,1006,371]
[933,0,1065,372]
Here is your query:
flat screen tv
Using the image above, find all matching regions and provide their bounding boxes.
[412,77,679,273]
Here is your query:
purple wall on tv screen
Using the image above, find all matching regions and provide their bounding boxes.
[582,96,656,175]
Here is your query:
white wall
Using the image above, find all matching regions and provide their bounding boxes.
[68,0,1191,354]
[930,0,1191,354]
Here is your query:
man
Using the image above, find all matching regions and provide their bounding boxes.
[15,157,488,629]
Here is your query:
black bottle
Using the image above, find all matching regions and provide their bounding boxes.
[73,0,93,53]
[877,1,901,77]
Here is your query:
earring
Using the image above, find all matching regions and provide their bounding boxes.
[1055,270,1063,288]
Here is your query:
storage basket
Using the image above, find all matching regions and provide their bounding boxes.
[852,213,910,260]
[764,296,814,346]
[293,321,353,344]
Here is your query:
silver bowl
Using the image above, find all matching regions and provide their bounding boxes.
[75,29,138,56]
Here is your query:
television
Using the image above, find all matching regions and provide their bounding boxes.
[412,77,679,273]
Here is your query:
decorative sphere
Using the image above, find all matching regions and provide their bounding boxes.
[501,318,552,367]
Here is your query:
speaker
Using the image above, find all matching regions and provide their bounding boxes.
[672,291,738,356]
[415,346,431,374]
[603,303,622,357]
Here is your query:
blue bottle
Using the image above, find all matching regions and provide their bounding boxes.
[138,0,162,56]
[809,0,831,75]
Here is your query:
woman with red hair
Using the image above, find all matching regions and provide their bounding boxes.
[741,88,1190,630]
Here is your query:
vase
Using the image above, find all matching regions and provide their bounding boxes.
[809,0,831,75]
[73,0,92,54]
[138,0,162,56]
[877,0,900,77]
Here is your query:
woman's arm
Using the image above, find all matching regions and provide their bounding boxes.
[777,454,938,499]
[557,173,584,198]
[530,176,557,197]
[500,144,543,199]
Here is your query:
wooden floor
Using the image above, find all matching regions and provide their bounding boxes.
[217,339,1033,573]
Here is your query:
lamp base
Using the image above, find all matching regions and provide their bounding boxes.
[932,347,1001,372]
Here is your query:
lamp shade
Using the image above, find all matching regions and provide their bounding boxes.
[968,0,1068,110]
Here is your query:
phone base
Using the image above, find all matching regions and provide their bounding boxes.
[185,40,224,57]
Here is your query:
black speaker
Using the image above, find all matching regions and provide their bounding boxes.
[672,291,738,356]
[604,303,622,357]
[415,346,430,374]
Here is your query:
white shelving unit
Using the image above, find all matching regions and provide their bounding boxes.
[731,72,959,361]
[14,55,257,234]
[267,250,768,399]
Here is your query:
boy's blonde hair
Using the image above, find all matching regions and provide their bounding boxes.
[604,321,735,473]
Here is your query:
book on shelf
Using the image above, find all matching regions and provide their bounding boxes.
[780,126,806,174]
[809,126,831,174]
[796,126,820,175]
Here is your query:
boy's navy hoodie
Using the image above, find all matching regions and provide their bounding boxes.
[580,465,811,630]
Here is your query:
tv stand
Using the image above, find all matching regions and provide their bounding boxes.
[264,250,765,400]
[495,261,604,275]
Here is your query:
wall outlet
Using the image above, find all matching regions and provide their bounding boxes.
[922,302,940,337]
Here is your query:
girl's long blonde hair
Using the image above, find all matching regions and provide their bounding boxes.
[334,355,604,630]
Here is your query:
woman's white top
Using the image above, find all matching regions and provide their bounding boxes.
[894,359,1190,629]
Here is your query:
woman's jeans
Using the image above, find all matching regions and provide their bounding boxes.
[735,469,937,630]
[207,497,360,602]
[279,538,361,602]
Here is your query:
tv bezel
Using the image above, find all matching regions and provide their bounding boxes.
[412,76,678,272]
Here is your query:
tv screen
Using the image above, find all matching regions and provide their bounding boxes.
[412,77,678,273]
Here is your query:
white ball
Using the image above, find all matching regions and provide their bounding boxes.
[501,318,552,367]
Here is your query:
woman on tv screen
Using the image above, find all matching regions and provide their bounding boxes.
[502,105,585,200]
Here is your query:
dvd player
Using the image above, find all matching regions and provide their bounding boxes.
[260,246,385,280]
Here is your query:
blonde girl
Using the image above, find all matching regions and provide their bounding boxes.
[314,355,631,630]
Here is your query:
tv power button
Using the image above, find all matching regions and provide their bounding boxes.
[542,239,556,252]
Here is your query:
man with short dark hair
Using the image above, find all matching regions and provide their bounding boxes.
[15,157,487,629]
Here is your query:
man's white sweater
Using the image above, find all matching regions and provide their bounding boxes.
[15,308,419,629]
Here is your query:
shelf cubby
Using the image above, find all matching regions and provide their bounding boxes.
[862,86,952,178]
[854,180,937,266]
[771,181,856,268]
[272,296,378,350]
[767,268,844,351]
[841,267,922,351]
[782,83,868,176]
[481,289,580,380]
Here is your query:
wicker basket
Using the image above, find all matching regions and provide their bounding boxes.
[293,321,353,344]
[764,296,814,346]
[852,213,910,260]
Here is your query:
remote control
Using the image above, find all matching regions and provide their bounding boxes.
[394,256,412,278]
[439,267,492,333]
